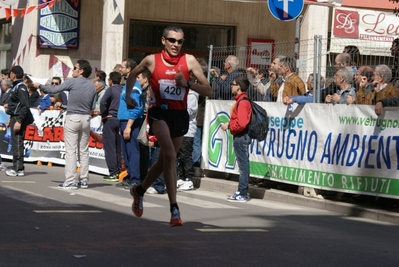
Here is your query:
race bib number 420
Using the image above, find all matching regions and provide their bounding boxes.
[159,79,185,101]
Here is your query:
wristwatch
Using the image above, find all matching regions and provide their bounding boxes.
[187,80,193,88]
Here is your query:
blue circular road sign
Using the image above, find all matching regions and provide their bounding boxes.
[268,0,304,21]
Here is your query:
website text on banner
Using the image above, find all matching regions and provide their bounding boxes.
[203,100,399,199]
[0,107,108,174]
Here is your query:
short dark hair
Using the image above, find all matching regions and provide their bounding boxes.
[358,65,374,83]
[122,58,137,71]
[141,69,151,79]
[393,38,399,47]
[108,71,122,85]
[52,77,62,84]
[76,59,92,78]
[96,70,106,81]
[163,25,184,38]
[1,69,10,76]
[235,75,250,92]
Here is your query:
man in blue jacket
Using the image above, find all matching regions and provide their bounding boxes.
[116,59,143,189]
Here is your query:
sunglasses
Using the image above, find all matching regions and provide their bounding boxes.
[52,82,59,85]
[165,37,184,45]
[73,66,80,70]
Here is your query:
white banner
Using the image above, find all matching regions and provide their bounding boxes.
[0,107,108,175]
[203,100,399,198]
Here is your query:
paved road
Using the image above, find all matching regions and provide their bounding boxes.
[1,162,399,267]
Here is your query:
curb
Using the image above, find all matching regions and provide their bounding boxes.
[193,176,399,225]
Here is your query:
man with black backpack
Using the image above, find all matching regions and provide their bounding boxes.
[221,76,252,202]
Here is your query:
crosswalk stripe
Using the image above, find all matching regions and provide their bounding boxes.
[48,186,163,208]
[175,190,306,211]
[148,191,240,209]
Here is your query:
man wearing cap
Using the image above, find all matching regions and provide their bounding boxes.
[5,65,34,176]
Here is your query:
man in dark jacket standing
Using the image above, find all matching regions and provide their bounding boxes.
[5,65,34,176]
[100,71,123,182]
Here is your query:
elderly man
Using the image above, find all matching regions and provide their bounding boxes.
[0,78,12,105]
[354,66,374,105]
[210,55,240,100]
[92,79,107,116]
[321,53,352,102]
[365,65,398,105]
[325,67,356,105]
[271,55,306,102]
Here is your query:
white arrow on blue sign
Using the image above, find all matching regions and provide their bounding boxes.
[267,0,304,21]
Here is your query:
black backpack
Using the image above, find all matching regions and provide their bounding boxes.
[237,97,269,141]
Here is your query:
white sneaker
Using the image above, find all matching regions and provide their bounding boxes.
[146,187,158,194]
[178,180,194,191]
[5,169,24,177]
[177,179,185,189]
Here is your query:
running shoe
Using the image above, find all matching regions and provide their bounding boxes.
[130,184,143,217]
[170,207,183,227]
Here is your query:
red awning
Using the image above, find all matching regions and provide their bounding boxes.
[305,0,396,10]
[342,0,396,10]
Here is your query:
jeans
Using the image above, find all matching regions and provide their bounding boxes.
[192,126,203,167]
[150,146,165,193]
[102,117,121,175]
[64,114,91,184]
[10,117,28,171]
[233,133,251,196]
[120,119,142,185]
[176,136,194,180]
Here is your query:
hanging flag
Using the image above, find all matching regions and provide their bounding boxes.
[19,8,26,18]
[49,0,56,9]
[26,6,36,15]
[12,8,19,18]
[4,8,11,20]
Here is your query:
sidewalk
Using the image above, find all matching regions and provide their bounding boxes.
[193,170,399,225]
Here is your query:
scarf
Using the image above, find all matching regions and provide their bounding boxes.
[161,50,182,65]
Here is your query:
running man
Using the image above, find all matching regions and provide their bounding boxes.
[126,25,212,226]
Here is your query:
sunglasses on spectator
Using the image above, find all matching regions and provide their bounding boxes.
[165,37,184,45]
[52,82,59,85]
